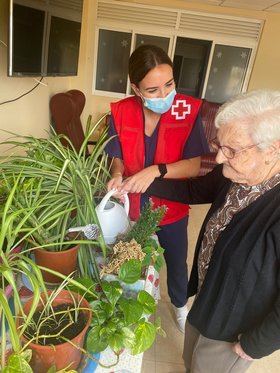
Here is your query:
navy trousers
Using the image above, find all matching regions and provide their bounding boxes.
[156,216,189,308]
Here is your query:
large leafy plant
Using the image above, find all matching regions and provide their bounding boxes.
[0,177,97,372]
[0,178,47,370]
[83,280,165,358]
[0,114,111,279]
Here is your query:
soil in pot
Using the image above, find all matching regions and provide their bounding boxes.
[18,290,92,372]
[24,304,87,345]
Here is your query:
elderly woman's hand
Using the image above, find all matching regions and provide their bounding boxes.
[232,342,253,361]
[121,165,160,194]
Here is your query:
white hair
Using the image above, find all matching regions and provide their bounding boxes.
[215,90,280,150]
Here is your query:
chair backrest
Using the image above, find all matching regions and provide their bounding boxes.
[199,99,221,176]
[50,90,86,152]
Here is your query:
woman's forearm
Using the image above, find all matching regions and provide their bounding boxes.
[163,157,201,179]
[110,157,124,177]
[146,164,226,205]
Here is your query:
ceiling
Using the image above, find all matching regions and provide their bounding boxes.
[184,0,280,13]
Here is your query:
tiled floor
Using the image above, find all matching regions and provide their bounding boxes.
[142,204,280,373]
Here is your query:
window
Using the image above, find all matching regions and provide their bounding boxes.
[94,1,262,103]
[95,30,132,93]
[173,38,212,98]
[204,45,251,103]
[135,34,169,52]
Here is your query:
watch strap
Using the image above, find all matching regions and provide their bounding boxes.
[158,163,167,179]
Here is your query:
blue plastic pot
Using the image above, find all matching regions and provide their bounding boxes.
[82,352,100,372]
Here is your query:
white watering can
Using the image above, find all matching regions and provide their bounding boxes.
[95,189,130,244]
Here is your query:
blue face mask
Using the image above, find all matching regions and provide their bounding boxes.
[142,89,176,114]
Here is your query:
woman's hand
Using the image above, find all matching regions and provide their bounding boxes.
[121,165,160,194]
[232,342,253,361]
[107,173,123,191]
[107,174,125,201]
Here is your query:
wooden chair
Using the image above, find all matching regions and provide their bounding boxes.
[50,89,95,154]
[199,99,221,175]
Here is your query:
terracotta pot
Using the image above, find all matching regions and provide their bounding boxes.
[18,290,92,373]
[34,245,79,283]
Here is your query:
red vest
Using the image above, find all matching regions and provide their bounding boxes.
[111,93,202,225]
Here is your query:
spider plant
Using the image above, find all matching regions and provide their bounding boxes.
[0,114,111,280]
[2,175,78,252]
[17,279,93,372]
[0,177,47,370]
[21,280,91,346]
[0,177,98,371]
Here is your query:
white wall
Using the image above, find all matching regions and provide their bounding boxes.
[0,0,72,149]
[1,0,280,151]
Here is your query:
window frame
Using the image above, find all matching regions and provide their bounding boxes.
[93,3,260,100]
[92,25,174,97]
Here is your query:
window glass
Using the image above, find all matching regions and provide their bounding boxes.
[47,16,81,75]
[205,44,251,104]
[135,34,169,52]
[173,37,212,97]
[95,29,132,93]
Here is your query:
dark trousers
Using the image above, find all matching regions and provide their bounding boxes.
[156,216,188,308]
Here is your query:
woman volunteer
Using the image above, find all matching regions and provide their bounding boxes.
[105,44,209,331]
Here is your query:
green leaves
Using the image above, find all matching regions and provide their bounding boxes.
[108,327,134,353]
[118,259,142,284]
[131,321,156,355]
[2,350,33,373]
[137,291,156,314]
[119,298,143,326]
[86,325,109,354]
[124,202,166,247]
[0,115,110,276]
[141,238,165,272]
[101,281,123,306]
[86,280,164,357]
[67,277,97,303]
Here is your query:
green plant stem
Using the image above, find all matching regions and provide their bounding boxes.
[62,337,120,369]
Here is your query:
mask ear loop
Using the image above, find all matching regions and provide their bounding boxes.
[134,86,146,106]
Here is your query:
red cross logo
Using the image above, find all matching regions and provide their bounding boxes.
[171,100,191,120]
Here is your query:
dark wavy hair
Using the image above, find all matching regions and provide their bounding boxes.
[128,44,173,87]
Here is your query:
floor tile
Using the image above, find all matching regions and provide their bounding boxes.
[143,338,155,361]
[141,359,156,373]
[154,301,185,364]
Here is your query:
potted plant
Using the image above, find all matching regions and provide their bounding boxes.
[0,177,47,370]
[0,114,111,282]
[2,176,77,282]
[88,281,165,362]
[17,284,92,372]
[0,176,97,371]
[99,201,166,296]
[68,278,165,369]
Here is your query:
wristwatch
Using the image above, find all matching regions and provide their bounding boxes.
[158,164,167,179]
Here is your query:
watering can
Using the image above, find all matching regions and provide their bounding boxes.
[95,189,130,244]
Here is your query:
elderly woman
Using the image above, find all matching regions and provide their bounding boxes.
[122,90,280,372]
